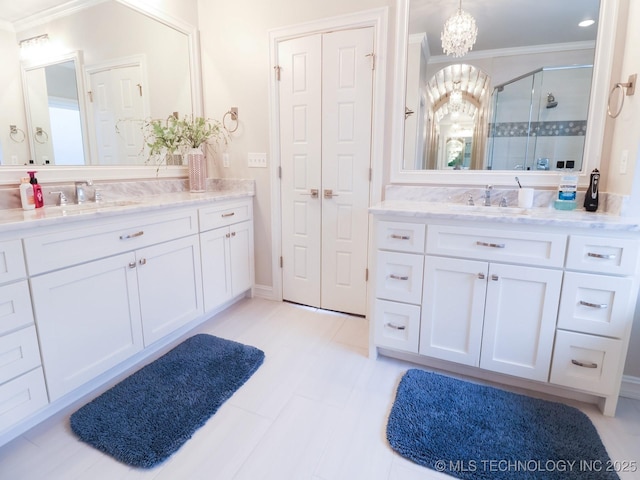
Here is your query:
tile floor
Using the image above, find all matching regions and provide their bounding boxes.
[1,298,638,479]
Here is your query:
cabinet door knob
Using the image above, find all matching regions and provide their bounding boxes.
[572,359,598,369]
[477,273,485,280]
[579,300,608,309]
[587,252,616,260]
[128,261,136,268]
[389,274,409,281]
[120,231,144,240]
[386,323,406,331]
[476,241,505,249]
[139,258,147,266]
[491,274,499,281]
[390,234,411,240]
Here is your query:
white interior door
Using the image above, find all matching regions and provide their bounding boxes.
[280,28,373,316]
[88,65,145,165]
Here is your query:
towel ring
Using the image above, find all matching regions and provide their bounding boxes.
[34,127,49,144]
[9,125,26,143]
[607,74,637,119]
[223,108,239,133]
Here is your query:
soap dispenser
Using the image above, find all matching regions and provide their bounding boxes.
[28,171,44,208]
[584,168,600,212]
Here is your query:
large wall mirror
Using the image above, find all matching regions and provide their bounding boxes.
[0,0,201,183]
[390,0,620,186]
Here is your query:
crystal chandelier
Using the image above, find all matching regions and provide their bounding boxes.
[441,0,478,58]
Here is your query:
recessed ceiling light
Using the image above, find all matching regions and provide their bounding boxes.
[579,19,595,27]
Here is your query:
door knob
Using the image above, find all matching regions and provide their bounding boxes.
[324,189,339,199]
[300,188,319,198]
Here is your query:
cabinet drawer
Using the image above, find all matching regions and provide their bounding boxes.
[550,330,623,395]
[199,200,252,232]
[0,239,26,285]
[0,326,41,385]
[558,272,634,338]
[566,235,640,275]
[376,221,426,253]
[373,299,420,353]
[24,208,198,275]
[0,367,48,433]
[426,225,567,267]
[375,251,424,304]
[0,281,34,335]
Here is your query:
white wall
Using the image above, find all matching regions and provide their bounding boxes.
[0,28,30,166]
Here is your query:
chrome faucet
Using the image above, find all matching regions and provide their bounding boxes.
[75,180,93,204]
[484,185,493,206]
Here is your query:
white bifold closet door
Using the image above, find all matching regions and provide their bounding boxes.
[279,27,374,316]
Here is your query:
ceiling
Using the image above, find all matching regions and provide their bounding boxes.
[409,0,600,55]
[0,0,75,24]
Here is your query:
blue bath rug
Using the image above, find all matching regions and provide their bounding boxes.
[70,334,264,468]
[386,369,619,480]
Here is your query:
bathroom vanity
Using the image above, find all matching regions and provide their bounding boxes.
[370,198,640,416]
[0,185,254,444]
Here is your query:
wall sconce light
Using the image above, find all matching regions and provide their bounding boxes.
[19,33,50,50]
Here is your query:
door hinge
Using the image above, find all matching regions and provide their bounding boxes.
[87,91,93,103]
[280,256,283,268]
[278,166,282,179]
[366,53,375,71]
[274,65,282,81]
[369,167,373,182]
[365,268,369,281]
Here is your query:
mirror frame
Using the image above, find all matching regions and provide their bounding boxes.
[390,0,620,187]
[0,0,203,185]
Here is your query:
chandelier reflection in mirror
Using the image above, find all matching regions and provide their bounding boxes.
[441,0,478,58]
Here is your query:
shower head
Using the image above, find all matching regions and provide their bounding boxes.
[546,93,558,108]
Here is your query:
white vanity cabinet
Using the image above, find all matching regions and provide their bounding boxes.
[199,200,254,312]
[550,235,639,415]
[373,221,425,353]
[421,226,564,381]
[26,207,203,401]
[371,210,640,416]
[0,239,49,432]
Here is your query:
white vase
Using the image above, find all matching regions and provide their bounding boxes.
[186,147,206,192]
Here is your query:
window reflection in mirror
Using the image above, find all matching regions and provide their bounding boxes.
[404,0,600,172]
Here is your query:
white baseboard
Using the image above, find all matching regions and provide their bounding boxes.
[620,375,640,400]
[253,283,277,301]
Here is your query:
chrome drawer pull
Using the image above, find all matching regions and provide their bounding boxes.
[579,300,608,309]
[386,323,406,331]
[572,359,598,369]
[221,212,236,218]
[390,234,411,240]
[389,274,409,281]
[120,230,144,240]
[587,252,616,260]
[476,241,505,249]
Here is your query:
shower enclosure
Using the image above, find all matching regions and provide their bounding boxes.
[486,65,593,171]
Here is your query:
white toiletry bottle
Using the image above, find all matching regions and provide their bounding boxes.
[554,172,578,210]
[19,177,35,210]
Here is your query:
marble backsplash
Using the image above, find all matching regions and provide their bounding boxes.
[0,178,255,210]
[384,185,626,216]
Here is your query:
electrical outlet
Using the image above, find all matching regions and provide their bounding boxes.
[248,153,267,168]
[223,153,230,168]
[620,149,629,175]
[10,155,18,165]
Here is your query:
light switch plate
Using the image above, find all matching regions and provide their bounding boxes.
[248,153,267,168]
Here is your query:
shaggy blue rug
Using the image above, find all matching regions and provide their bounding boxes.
[70,334,264,468]
[387,369,619,480]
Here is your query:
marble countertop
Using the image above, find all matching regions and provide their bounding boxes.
[370,200,640,232]
[0,188,254,236]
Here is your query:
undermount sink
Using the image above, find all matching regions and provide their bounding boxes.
[446,204,530,215]
[46,199,142,211]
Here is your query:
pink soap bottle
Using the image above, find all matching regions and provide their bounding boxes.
[28,171,44,208]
